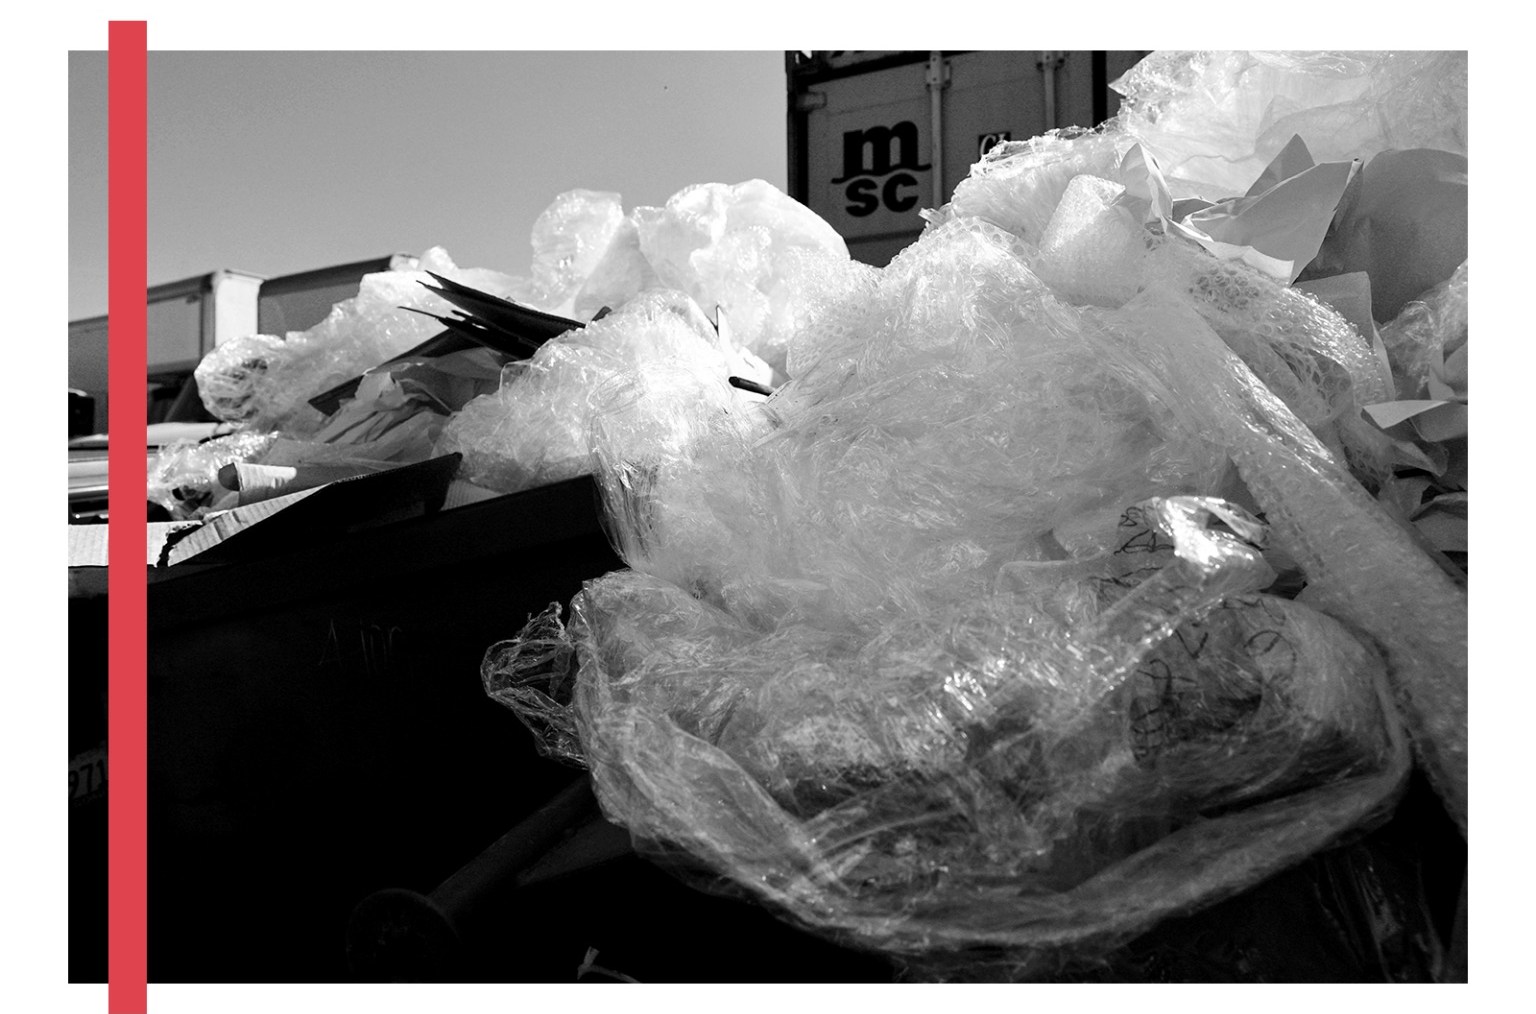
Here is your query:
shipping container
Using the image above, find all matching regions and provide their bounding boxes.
[256,255,419,337]
[786,51,1149,266]
[68,269,259,434]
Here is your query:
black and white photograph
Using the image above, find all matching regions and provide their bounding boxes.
[48,22,1481,1008]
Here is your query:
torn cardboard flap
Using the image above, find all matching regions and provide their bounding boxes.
[68,519,205,569]
[168,452,462,567]
[162,486,326,566]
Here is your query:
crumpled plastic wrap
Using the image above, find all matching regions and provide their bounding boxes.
[937,128,1137,247]
[563,180,867,381]
[572,215,658,323]
[510,189,627,318]
[635,180,858,379]
[195,246,520,433]
[1111,51,1468,199]
[949,135,1395,490]
[598,217,1237,625]
[483,178,1464,973]
[189,180,861,515]
[1139,235,1395,488]
[489,500,1409,978]
[435,289,771,494]
[430,185,873,497]
[1105,287,1466,838]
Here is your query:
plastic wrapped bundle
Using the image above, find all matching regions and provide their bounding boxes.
[195,246,519,433]
[488,499,1407,979]
[1112,51,1468,199]
[436,289,769,494]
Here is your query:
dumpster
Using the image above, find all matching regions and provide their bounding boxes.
[143,472,622,981]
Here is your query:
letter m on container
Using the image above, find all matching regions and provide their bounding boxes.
[833,121,931,218]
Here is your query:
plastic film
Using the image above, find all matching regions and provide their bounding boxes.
[480,211,1430,974]
[1112,51,1468,199]
[195,247,520,433]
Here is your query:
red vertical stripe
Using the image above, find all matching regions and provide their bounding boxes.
[107,19,148,1014]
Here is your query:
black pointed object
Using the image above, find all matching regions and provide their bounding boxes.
[728,376,776,397]
[421,272,584,344]
[399,306,543,356]
[306,276,586,417]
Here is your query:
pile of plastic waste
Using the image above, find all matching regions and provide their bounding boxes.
[477,50,1467,979]
[152,179,866,517]
[159,47,1467,980]
[152,246,523,515]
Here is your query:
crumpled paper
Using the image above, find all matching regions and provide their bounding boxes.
[1118,136,1358,284]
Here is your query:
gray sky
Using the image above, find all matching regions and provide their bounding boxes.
[69,50,788,320]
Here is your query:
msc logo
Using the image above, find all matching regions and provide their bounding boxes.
[832,121,930,218]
